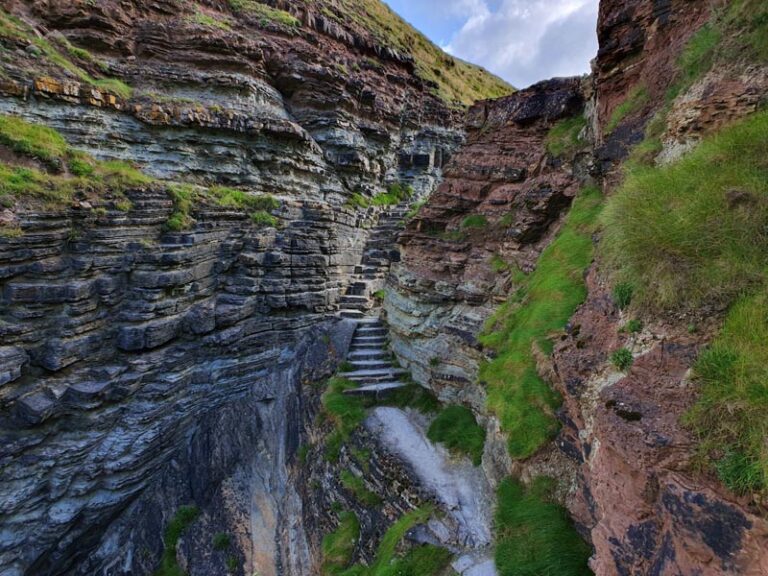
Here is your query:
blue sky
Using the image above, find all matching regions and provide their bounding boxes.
[384,0,600,88]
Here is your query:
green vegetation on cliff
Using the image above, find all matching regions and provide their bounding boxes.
[154,505,200,576]
[315,0,512,106]
[327,506,450,576]
[322,511,361,575]
[427,405,486,466]
[686,290,768,496]
[480,186,603,459]
[495,478,592,576]
[602,111,768,310]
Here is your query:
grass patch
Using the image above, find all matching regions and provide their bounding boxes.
[685,289,768,497]
[546,115,587,158]
[495,478,592,576]
[601,110,768,310]
[612,283,634,310]
[605,85,649,134]
[322,511,360,575]
[340,470,382,506]
[322,378,367,462]
[371,183,413,207]
[212,532,231,550]
[460,214,488,230]
[154,505,200,576]
[165,184,280,231]
[427,405,485,465]
[345,192,371,210]
[378,383,440,414]
[0,115,68,168]
[610,348,633,372]
[406,198,426,220]
[189,10,231,30]
[227,0,300,27]
[480,187,603,459]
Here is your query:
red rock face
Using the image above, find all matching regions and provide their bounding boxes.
[399,77,585,287]
[593,0,713,173]
[553,270,768,575]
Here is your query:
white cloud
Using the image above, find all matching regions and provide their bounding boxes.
[443,0,599,88]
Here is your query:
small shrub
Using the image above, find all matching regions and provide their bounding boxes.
[250,210,278,228]
[546,115,587,157]
[605,85,649,134]
[372,289,386,301]
[212,532,231,550]
[338,361,354,373]
[429,357,440,367]
[611,348,634,371]
[340,470,382,506]
[427,405,485,466]
[154,505,200,576]
[623,319,643,334]
[322,378,366,462]
[612,283,634,310]
[460,214,488,229]
[321,511,359,575]
[345,192,371,209]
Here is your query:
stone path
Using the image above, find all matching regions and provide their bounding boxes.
[338,203,409,320]
[342,317,408,395]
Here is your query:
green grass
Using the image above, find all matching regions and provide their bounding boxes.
[406,198,426,220]
[251,210,278,227]
[154,505,200,576]
[666,23,721,102]
[601,110,768,310]
[604,85,649,134]
[427,405,485,465]
[0,115,68,167]
[340,470,382,506]
[326,0,511,106]
[332,506,447,576]
[322,511,360,575]
[212,532,231,550]
[345,192,371,210]
[479,187,603,459]
[460,214,488,229]
[610,348,633,372]
[227,0,300,27]
[322,378,368,462]
[612,283,634,310]
[622,319,643,334]
[546,115,587,158]
[371,183,413,207]
[190,9,231,30]
[378,383,440,414]
[495,478,592,576]
[165,184,280,231]
[685,289,768,497]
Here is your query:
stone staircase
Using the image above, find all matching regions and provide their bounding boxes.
[338,202,410,320]
[342,318,408,395]
[338,200,414,394]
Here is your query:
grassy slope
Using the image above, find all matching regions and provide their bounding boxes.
[480,187,604,459]
[600,0,768,499]
[315,0,513,106]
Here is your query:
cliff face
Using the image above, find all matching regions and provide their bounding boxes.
[387,0,768,574]
[0,1,506,575]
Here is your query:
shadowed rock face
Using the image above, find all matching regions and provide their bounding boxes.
[0,1,471,575]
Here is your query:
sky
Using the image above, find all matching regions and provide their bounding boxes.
[384,0,600,89]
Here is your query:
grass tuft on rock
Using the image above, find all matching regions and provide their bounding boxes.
[685,289,768,497]
[322,511,360,575]
[601,110,768,311]
[0,115,68,168]
[322,378,367,462]
[480,187,603,459]
[427,405,485,465]
[154,505,200,576]
[340,470,382,507]
[546,115,587,158]
[495,478,592,576]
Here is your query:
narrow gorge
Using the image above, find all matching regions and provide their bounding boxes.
[0,1,767,575]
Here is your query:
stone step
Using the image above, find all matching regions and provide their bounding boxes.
[356,327,386,336]
[340,309,366,319]
[348,349,389,360]
[343,382,407,396]
[344,368,408,383]
[348,359,392,370]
